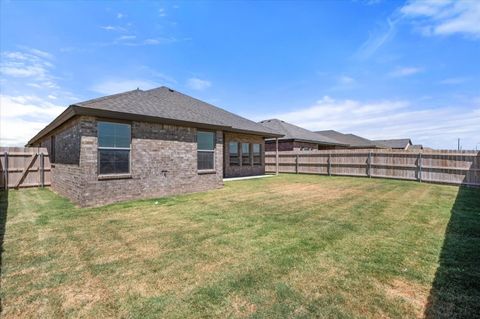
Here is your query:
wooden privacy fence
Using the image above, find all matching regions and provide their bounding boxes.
[0,147,51,189]
[266,149,480,187]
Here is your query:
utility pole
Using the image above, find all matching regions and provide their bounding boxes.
[457,138,460,151]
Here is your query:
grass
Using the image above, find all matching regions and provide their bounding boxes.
[0,174,479,318]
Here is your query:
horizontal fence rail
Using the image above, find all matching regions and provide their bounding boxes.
[266,149,480,187]
[0,147,51,189]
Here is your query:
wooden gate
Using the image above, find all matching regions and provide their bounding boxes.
[0,147,51,189]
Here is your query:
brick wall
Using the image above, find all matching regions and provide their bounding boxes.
[80,120,223,206]
[293,141,318,151]
[36,116,270,206]
[38,116,224,207]
[265,140,294,152]
[38,117,82,165]
[224,132,265,178]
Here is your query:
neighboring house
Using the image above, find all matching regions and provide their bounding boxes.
[373,139,413,150]
[259,119,347,151]
[409,144,424,150]
[28,87,281,207]
[315,130,384,149]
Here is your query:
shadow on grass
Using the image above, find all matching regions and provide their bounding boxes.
[0,188,8,314]
[425,185,480,318]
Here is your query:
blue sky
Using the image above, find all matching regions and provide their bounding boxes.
[1,0,479,149]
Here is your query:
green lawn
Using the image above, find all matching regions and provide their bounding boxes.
[0,175,479,318]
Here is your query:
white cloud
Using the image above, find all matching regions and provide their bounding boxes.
[90,79,160,95]
[439,77,468,85]
[356,17,400,59]
[389,66,423,77]
[338,75,355,85]
[401,0,480,38]
[0,95,66,146]
[186,78,212,91]
[102,36,183,47]
[256,96,480,150]
[0,49,59,89]
[159,8,166,17]
[117,13,124,19]
[100,25,128,32]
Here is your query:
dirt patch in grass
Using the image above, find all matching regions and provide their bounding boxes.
[229,294,257,317]
[383,278,429,318]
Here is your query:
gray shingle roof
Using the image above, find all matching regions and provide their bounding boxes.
[75,86,280,136]
[373,139,413,149]
[259,119,346,145]
[315,130,380,148]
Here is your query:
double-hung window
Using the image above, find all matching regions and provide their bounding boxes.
[242,143,251,165]
[197,131,215,170]
[98,122,131,175]
[229,142,239,166]
[253,143,261,165]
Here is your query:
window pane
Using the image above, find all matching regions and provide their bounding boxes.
[198,151,214,170]
[253,144,260,155]
[242,143,250,154]
[229,142,239,166]
[229,142,238,154]
[98,122,131,148]
[99,149,130,174]
[242,143,251,165]
[197,131,215,150]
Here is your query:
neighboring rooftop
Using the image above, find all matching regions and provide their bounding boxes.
[373,138,413,149]
[315,130,381,148]
[259,119,346,145]
[29,87,282,145]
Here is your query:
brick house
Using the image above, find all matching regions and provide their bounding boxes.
[259,119,346,151]
[28,87,281,207]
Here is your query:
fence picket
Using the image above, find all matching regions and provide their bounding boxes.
[0,147,50,189]
[265,149,479,187]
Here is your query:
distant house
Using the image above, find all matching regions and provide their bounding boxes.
[409,144,424,150]
[315,130,384,149]
[373,139,413,150]
[28,87,282,207]
[259,119,347,151]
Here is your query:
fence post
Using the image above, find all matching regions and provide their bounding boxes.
[4,151,8,190]
[418,153,422,182]
[39,152,44,188]
[328,153,331,176]
[295,154,299,174]
[275,138,279,175]
[367,151,372,178]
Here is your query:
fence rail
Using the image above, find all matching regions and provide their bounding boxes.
[265,149,480,187]
[0,147,51,189]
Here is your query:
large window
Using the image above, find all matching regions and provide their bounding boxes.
[197,131,215,170]
[229,142,239,166]
[242,143,251,165]
[98,122,131,175]
[253,143,261,165]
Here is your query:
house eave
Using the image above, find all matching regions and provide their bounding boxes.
[28,106,283,145]
[264,137,347,146]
